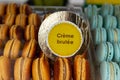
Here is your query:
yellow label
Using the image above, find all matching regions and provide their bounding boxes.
[86,0,120,4]
[47,21,83,57]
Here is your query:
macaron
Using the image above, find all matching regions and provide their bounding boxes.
[92,28,107,45]
[104,15,117,29]
[114,5,120,16]
[95,42,113,64]
[107,28,120,42]
[90,15,103,30]
[116,15,120,28]
[113,42,120,62]
[100,4,113,16]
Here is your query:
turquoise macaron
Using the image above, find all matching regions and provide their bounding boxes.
[90,15,103,30]
[92,28,107,45]
[114,5,120,16]
[104,15,117,29]
[95,42,113,64]
[113,42,120,62]
[100,61,120,80]
[116,15,120,28]
[100,4,114,16]
[107,28,120,42]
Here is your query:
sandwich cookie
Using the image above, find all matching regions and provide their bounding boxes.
[6,3,17,15]
[95,42,113,64]
[0,3,6,16]
[54,57,71,80]
[107,28,120,42]
[92,28,107,45]
[90,15,103,30]
[32,53,50,80]
[114,5,120,16]
[22,39,37,58]
[104,15,117,29]
[74,55,90,80]
[14,57,32,80]
[116,15,120,28]
[3,39,21,60]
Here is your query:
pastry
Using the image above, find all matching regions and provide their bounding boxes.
[4,14,16,27]
[100,61,120,80]
[3,39,21,60]
[95,42,113,65]
[104,15,117,29]
[73,55,90,80]
[54,57,71,80]
[15,14,27,29]
[100,4,113,16]
[90,15,103,30]
[0,3,6,16]
[114,5,120,16]
[19,4,32,15]
[24,25,37,41]
[107,28,120,42]
[28,13,41,28]
[0,24,9,41]
[116,15,120,28]
[6,3,17,14]
[22,39,37,58]
[92,28,107,45]
[10,25,23,40]
[32,53,50,80]
[14,57,32,80]
[0,56,11,80]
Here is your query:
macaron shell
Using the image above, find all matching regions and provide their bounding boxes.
[104,15,111,29]
[109,4,113,15]
[85,5,92,18]
[101,4,109,16]
[114,5,119,16]
[116,15,120,28]
[90,15,97,30]
[97,15,103,28]
[107,29,114,42]
[111,16,117,28]
[92,5,98,15]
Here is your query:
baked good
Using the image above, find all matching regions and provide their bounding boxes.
[22,39,37,58]
[32,53,50,80]
[28,13,41,28]
[24,25,37,41]
[116,15,120,28]
[0,56,11,80]
[100,4,113,16]
[0,3,6,16]
[3,39,21,60]
[95,42,113,65]
[54,57,71,80]
[14,57,32,80]
[73,55,90,80]
[19,4,32,15]
[100,61,120,80]
[104,15,117,29]
[4,14,16,27]
[92,28,107,45]
[107,28,120,42]
[10,25,23,40]
[6,3,17,14]
[0,24,9,41]
[90,15,103,30]
[15,14,27,29]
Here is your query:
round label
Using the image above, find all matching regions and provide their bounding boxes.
[47,21,83,57]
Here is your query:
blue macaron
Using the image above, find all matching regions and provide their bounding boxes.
[116,15,120,28]
[92,28,107,45]
[95,42,113,64]
[104,15,117,29]
[107,28,120,42]
[114,5,120,16]
[90,15,103,30]
[100,4,114,16]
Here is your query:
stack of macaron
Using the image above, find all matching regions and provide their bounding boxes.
[85,4,120,80]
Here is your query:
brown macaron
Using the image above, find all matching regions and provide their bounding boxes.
[0,24,9,41]
[14,57,32,80]
[10,25,23,40]
[28,13,41,28]
[32,53,50,80]
[3,39,21,60]
[19,4,32,15]
[4,14,16,27]
[22,39,37,58]
[15,14,27,29]
[73,55,91,80]
[54,57,72,80]
[0,3,6,16]
[6,3,17,15]
[24,25,37,41]
[0,56,11,80]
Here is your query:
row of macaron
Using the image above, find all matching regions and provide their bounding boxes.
[92,28,120,45]
[85,4,120,18]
